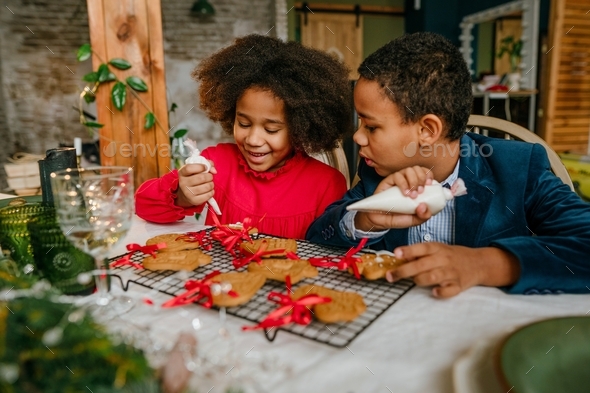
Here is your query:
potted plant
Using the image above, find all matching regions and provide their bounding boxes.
[497,35,523,90]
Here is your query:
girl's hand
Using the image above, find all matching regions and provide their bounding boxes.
[385,243,520,298]
[353,166,434,231]
[175,162,217,208]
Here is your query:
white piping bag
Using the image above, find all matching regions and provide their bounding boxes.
[347,179,467,216]
[183,139,222,215]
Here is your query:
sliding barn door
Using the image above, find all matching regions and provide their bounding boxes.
[541,0,590,153]
[300,13,363,79]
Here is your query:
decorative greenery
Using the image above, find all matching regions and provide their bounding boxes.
[76,44,189,170]
[0,257,156,392]
[76,44,160,133]
[497,35,523,73]
[0,295,157,393]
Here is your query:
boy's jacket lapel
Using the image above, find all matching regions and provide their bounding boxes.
[455,135,495,248]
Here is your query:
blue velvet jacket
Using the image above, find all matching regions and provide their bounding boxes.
[306,133,590,294]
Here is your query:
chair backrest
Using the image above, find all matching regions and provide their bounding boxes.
[467,115,574,191]
[310,143,350,189]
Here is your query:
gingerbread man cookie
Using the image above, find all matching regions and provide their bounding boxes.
[209,272,266,307]
[143,249,211,271]
[239,238,298,258]
[292,285,366,323]
[248,258,318,284]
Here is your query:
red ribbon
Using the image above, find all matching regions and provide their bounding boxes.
[210,214,255,256]
[161,271,239,309]
[233,239,285,269]
[110,243,167,269]
[285,252,300,260]
[242,276,331,330]
[308,238,368,279]
[175,231,213,250]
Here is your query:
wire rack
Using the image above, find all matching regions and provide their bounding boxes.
[110,229,414,348]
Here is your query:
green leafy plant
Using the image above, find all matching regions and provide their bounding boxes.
[497,35,523,73]
[76,43,161,133]
[76,44,190,170]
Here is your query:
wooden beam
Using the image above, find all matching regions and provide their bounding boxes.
[86,0,170,190]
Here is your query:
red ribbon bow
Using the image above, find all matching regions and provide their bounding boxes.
[309,238,368,279]
[161,271,239,309]
[175,231,213,250]
[210,214,255,256]
[242,276,332,330]
[110,242,167,269]
[233,239,285,269]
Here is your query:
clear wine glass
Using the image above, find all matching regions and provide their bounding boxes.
[50,166,135,315]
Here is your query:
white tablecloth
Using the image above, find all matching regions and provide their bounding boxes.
[107,215,590,393]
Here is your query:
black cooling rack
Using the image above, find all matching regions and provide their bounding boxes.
[110,229,414,348]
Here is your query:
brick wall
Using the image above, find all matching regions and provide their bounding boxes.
[161,0,275,148]
[0,0,276,188]
[0,0,92,190]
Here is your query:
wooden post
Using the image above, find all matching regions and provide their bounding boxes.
[87,0,170,189]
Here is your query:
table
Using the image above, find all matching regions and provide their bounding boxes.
[107,215,590,393]
[473,90,538,132]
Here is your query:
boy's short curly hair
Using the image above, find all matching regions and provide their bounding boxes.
[192,34,353,154]
[358,32,472,140]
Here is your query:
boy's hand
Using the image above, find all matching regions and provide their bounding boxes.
[354,166,434,231]
[175,162,217,208]
[354,203,432,231]
[381,165,434,199]
[385,243,521,298]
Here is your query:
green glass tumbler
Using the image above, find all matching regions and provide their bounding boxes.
[28,207,96,295]
[0,202,45,273]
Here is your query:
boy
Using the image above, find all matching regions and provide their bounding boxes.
[306,32,590,298]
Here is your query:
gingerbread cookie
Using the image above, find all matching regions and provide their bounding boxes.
[353,251,406,280]
[143,250,211,271]
[247,258,318,284]
[239,238,297,258]
[292,285,366,323]
[209,272,266,307]
[146,234,201,253]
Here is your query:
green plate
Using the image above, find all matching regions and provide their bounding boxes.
[0,195,43,208]
[496,316,590,393]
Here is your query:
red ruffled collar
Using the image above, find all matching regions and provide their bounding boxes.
[237,149,305,180]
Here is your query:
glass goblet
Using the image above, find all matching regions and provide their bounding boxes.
[50,166,134,314]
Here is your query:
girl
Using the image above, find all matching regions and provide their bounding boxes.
[135,34,353,239]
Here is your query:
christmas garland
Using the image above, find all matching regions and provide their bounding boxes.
[0,257,158,393]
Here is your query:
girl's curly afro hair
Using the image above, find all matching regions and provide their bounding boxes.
[192,34,353,154]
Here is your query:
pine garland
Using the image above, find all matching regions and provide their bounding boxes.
[0,260,159,392]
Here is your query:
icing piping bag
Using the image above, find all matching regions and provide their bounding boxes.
[183,139,222,215]
[347,179,467,216]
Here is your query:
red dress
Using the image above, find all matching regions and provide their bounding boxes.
[135,143,347,239]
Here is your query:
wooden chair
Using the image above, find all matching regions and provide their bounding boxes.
[311,143,350,189]
[467,115,574,191]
